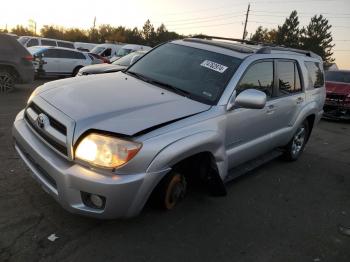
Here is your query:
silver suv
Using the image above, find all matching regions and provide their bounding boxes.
[13,37,326,219]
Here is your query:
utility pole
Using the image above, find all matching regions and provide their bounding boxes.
[242,3,250,40]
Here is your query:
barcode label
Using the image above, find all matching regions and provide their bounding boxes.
[200,60,228,73]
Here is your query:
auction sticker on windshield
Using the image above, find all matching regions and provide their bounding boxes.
[200,60,228,73]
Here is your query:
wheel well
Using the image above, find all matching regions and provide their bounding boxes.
[306,114,316,139]
[169,152,226,196]
[72,66,83,75]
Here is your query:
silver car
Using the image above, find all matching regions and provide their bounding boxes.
[13,38,326,219]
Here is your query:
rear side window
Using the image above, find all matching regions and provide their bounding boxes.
[277,60,302,96]
[41,39,57,46]
[57,41,75,49]
[236,61,274,98]
[27,38,39,47]
[305,62,324,88]
[58,50,85,59]
[43,49,60,58]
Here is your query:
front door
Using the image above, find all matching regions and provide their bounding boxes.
[225,60,277,169]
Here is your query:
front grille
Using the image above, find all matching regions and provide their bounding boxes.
[29,102,67,135]
[25,102,68,156]
[326,93,347,103]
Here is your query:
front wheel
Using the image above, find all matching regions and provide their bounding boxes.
[283,120,309,161]
[154,171,187,210]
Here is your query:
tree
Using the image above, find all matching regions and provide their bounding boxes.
[300,15,335,64]
[276,10,300,48]
[142,20,156,46]
[11,25,34,36]
[40,25,64,39]
[250,26,269,42]
[250,27,277,43]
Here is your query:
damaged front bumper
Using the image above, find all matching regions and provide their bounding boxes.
[323,104,350,120]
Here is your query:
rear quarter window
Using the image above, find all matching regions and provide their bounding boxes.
[305,61,324,88]
[57,41,75,49]
[41,39,57,47]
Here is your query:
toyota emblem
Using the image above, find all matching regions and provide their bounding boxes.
[37,113,49,129]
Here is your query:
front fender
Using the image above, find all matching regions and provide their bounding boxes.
[146,131,227,180]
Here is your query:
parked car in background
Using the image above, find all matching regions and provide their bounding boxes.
[110,44,152,62]
[28,46,92,77]
[324,70,350,120]
[90,43,123,60]
[77,50,147,76]
[87,53,110,64]
[18,36,75,49]
[74,42,97,52]
[13,37,325,218]
[0,34,34,92]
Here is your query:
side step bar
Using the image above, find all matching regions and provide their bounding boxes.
[224,150,283,183]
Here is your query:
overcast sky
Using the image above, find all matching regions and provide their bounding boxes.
[1,0,349,68]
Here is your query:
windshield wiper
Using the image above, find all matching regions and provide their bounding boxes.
[126,71,191,98]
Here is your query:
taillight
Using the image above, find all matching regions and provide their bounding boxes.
[23,55,34,61]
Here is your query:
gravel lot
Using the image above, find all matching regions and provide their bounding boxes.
[0,80,350,262]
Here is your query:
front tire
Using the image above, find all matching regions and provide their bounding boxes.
[0,69,15,93]
[283,120,309,161]
[154,171,187,210]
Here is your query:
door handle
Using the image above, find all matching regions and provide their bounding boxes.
[296,97,304,104]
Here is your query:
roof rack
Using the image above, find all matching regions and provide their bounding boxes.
[186,35,322,60]
[256,46,321,60]
[183,38,255,54]
[191,35,259,45]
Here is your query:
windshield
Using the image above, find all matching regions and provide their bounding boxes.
[325,71,350,84]
[91,46,106,55]
[117,48,133,57]
[113,52,143,66]
[127,43,242,105]
[18,36,29,45]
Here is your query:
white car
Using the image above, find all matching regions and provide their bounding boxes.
[90,43,124,60]
[28,46,92,77]
[18,36,75,49]
[110,44,152,62]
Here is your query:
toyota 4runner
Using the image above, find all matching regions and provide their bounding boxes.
[13,37,326,218]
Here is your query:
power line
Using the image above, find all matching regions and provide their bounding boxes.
[154,11,244,24]
[164,14,244,27]
[167,21,243,30]
[251,10,350,16]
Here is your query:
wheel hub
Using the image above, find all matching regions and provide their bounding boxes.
[292,126,306,156]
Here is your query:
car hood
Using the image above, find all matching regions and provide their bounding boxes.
[326,81,350,95]
[80,64,126,74]
[37,72,210,137]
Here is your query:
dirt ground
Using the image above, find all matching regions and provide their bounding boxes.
[0,81,350,262]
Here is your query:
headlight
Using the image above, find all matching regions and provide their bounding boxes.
[75,133,142,168]
[28,88,39,104]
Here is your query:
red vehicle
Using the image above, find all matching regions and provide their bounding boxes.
[324,70,350,120]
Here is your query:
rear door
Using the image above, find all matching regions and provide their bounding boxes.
[41,49,61,74]
[58,50,87,74]
[269,59,305,145]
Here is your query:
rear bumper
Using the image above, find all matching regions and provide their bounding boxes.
[13,110,168,219]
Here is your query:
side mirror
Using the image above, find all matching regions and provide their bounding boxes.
[229,89,267,110]
[130,55,141,65]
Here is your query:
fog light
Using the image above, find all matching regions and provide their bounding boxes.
[81,192,106,210]
[90,194,104,208]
